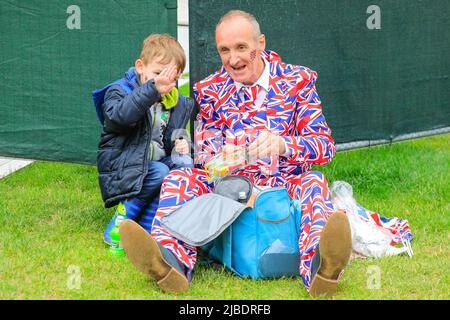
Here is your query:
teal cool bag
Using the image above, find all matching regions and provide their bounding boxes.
[161,175,303,279]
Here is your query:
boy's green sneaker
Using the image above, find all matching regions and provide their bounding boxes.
[103,199,145,244]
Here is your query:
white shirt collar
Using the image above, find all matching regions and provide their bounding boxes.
[234,56,270,92]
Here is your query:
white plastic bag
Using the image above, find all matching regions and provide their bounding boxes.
[330,181,411,258]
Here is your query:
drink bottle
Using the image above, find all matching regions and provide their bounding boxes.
[108,215,125,257]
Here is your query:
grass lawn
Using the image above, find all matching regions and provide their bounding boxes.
[0,133,448,300]
[179,81,190,97]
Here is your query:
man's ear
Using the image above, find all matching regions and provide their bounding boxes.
[135,59,144,75]
[258,34,266,52]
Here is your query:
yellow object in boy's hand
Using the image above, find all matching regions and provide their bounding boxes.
[161,87,179,109]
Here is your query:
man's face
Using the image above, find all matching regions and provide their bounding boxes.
[215,17,265,85]
[135,58,180,84]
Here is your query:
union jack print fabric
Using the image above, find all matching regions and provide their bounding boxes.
[149,50,412,290]
[193,50,336,173]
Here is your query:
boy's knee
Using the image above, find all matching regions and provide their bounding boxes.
[173,155,194,169]
[148,161,171,183]
[157,165,171,182]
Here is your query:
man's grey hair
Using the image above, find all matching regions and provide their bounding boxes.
[216,10,261,40]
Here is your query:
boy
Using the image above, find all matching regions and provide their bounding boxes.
[92,34,194,244]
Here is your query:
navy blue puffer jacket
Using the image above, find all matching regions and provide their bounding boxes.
[93,68,194,208]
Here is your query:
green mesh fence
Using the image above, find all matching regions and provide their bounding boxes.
[0,0,177,164]
[189,0,450,149]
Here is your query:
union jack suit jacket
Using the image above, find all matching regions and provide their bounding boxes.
[193,50,336,177]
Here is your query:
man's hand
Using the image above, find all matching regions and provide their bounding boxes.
[221,144,245,161]
[154,65,178,96]
[175,138,190,155]
[247,130,286,159]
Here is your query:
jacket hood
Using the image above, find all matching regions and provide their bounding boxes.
[92,67,139,125]
[124,67,139,86]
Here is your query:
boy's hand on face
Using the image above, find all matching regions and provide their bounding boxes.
[154,65,178,97]
[175,138,190,155]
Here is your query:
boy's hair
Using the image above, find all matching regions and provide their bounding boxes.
[139,34,186,73]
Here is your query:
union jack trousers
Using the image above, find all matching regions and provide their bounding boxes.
[150,50,412,290]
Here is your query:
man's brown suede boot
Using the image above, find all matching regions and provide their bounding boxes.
[309,210,352,298]
[119,220,189,293]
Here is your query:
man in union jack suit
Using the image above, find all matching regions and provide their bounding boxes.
[119,9,352,297]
